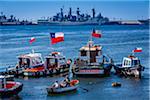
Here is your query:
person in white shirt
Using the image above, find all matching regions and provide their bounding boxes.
[53,81,59,88]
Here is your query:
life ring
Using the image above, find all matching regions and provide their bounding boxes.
[70,80,79,86]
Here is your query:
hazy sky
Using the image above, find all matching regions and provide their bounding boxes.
[0,0,149,21]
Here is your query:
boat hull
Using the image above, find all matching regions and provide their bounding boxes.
[114,65,144,78]
[0,82,23,97]
[47,80,79,94]
[73,64,112,77]
[23,67,69,77]
[47,85,78,94]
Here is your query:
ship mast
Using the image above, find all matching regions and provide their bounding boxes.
[88,31,93,65]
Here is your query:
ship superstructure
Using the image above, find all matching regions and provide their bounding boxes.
[0,12,36,25]
[37,8,109,25]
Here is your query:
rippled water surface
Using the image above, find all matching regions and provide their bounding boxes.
[0,25,149,100]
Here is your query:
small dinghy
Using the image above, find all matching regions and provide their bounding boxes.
[0,76,23,97]
[47,79,79,94]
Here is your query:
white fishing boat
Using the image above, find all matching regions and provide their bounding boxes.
[114,54,144,78]
[45,52,71,75]
[15,50,45,77]
[47,79,79,94]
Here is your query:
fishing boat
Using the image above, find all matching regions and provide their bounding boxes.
[16,50,45,77]
[0,75,14,81]
[45,52,71,75]
[72,40,113,77]
[0,76,23,97]
[47,79,79,94]
[114,54,144,78]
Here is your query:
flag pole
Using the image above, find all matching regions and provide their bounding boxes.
[50,33,54,53]
[131,49,135,56]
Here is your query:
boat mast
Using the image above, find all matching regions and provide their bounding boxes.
[88,30,93,65]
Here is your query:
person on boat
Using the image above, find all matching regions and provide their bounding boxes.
[60,76,70,87]
[60,80,67,88]
[67,59,72,65]
[52,81,59,88]
[64,76,70,86]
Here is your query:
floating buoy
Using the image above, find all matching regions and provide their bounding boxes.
[112,82,121,87]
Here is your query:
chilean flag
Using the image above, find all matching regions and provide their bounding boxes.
[29,37,36,44]
[92,29,102,38]
[133,47,142,52]
[50,32,64,44]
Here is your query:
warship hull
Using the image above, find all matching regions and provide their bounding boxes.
[38,21,100,26]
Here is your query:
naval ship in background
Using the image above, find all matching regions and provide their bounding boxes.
[0,8,149,26]
[37,8,109,25]
[0,12,36,26]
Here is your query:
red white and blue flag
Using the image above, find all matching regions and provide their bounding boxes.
[29,37,36,44]
[133,47,142,52]
[50,32,64,44]
[92,29,102,38]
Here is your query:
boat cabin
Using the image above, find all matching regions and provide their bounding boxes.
[17,52,44,69]
[45,52,67,69]
[79,41,102,64]
[122,55,140,68]
[0,76,6,88]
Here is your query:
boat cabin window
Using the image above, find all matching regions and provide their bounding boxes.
[80,50,87,56]
[58,58,66,65]
[96,50,101,56]
[32,57,43,66]
[132,60,140,66]
[47,58,58,68]
[19,58,30,68]
[123,60,131,66]
[90,51,97,63]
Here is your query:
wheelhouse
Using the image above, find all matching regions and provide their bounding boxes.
[122,55,140,68]
[45,52,67,69]
[17,52,44,69]
[79,41,102,63]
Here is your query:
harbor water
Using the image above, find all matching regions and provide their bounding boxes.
[0,25,149,100]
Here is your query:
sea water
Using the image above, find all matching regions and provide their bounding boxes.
[0,25,149,100]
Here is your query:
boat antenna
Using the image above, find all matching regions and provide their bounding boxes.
[32,49,35,54]
[131,49,135,56]
[90,29,94,41]
[88,30,94,65]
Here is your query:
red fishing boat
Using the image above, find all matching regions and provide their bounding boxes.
[0,76,23,97]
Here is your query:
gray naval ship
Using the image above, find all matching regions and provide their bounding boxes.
[37,8,109,25]
[0,12,36,26]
